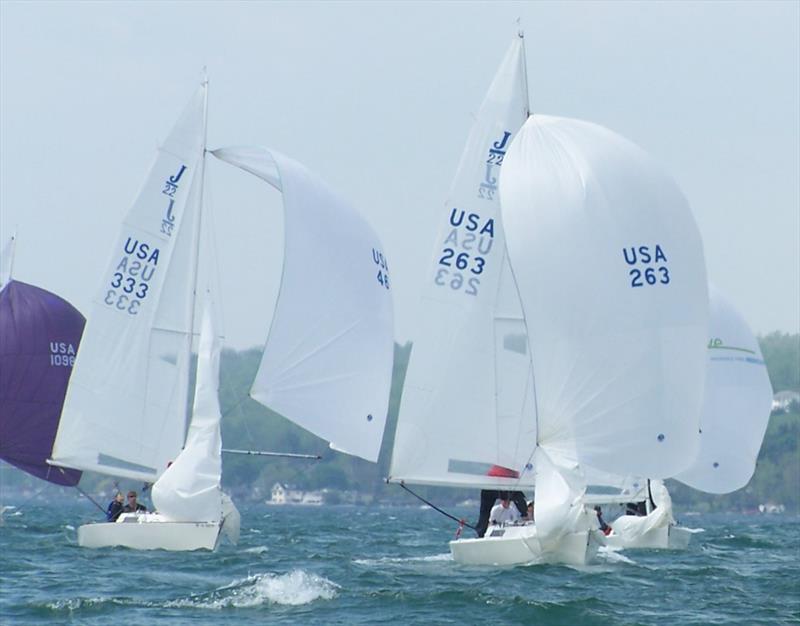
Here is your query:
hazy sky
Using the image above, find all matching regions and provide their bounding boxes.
[1,1,798,349]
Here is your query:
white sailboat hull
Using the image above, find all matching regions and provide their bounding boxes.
[78,513,226,551]
[604,523,693,550]
[449,524,603,567]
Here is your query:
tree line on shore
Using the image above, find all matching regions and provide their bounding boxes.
[2,333,798,514]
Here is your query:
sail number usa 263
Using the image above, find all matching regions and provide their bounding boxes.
[434,209,494,296]
[623,244,670,288]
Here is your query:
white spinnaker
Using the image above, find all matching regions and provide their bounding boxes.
[389,35,534,489]
[500,115,709,480]
[675,286,773,493]
[50,85,206,482]
[212,147,394,463]
[151,299,223,523]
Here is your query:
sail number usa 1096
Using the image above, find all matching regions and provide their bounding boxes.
[623,244,670,288]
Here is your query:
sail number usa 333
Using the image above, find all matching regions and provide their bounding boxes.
[104,237,160,315]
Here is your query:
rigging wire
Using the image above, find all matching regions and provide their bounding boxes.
[395,481,476,532]
[73,484,107,515]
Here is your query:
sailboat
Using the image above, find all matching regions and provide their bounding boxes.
[0,235,85,488]
[388,33,710,567]
[48,77,394,550]
[591,286,773,550]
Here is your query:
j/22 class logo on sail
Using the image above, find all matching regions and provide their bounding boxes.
[160,165,187,237]
[104,238,160,315]
[623,244,670,288]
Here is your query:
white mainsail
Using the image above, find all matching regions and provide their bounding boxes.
[675,285,773,493]
[151,298,225,523]
[212,147,394,463]
[50,84,207,482]
[389,34,533,489]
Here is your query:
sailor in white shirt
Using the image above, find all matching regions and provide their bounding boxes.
[489,493,521,525]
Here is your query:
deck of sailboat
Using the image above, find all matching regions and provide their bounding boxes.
[78,512,224,551]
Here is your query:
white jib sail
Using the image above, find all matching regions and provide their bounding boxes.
[50,84,207,482]
[389,35,533,489]
[500,115,709,480]
[675,285,773,493]
[212,147,394,463]
[151,298,223,523]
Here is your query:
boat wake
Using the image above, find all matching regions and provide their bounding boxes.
[595,547,637,565]
[353,553,453,566]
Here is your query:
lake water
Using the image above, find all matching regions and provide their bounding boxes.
[1,501,798,625]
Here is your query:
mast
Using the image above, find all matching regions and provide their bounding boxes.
[517,21,531,117]
[180,71,210,441]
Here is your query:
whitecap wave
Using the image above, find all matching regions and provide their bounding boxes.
[243,546,269,554]
[168,570,339,608]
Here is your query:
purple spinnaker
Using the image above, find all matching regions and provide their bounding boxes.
[0,280,85,486]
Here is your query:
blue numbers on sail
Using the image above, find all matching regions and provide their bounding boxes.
[373,248,390,290]
[623,244,670,288]
[104,237,160,315]
[433,208,494,296]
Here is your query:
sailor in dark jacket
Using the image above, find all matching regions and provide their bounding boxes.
[106,492,124,522]
[122,491,147,514]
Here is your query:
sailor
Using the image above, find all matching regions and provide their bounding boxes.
[489,492,521,526]
[122,490,148,514]
[524,500,535,521]
[475,490,499,537]
[105,492,124,522]
[476,490,528,536]
[594,505,612,535]
[625,501,647,516]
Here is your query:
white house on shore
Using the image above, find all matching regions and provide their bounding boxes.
[268,482,323,505]
[772,390,800,413]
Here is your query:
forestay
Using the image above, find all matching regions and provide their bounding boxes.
[50,85,207,482]
[151,300,224,522]
[389,35,533,489]
[0,280,85,486]
[212,147,394,463]
[675,286,773,493]
[500,115,709,480]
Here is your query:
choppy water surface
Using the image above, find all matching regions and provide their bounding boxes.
[1,502,798,625]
